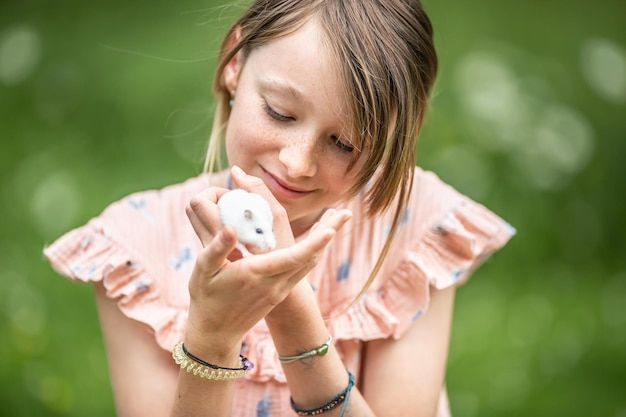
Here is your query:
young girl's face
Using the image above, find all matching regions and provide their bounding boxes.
[224,18,364,234]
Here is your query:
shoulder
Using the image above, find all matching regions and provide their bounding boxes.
[44,173,212,283]
[308,167,467,293]
[336,166,474,251]
[397,166,516,285]
[71,174,212,264]
[312,166,515,331]
[99,173,212,224]
[44,174,213,350]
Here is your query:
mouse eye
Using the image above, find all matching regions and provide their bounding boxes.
[255,228,264,235]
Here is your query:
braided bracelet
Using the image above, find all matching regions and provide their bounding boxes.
[278,335,333,364]
[290,370,355,416]
[172,341,253,380]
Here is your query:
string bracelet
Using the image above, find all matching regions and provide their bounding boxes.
[290,370,355,416]
[172,341,253,380]
[278,335,333,364]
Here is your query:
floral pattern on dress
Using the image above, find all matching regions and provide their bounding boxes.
[256,393,272,417]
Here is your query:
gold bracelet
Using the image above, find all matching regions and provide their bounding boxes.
[172,341,253,380]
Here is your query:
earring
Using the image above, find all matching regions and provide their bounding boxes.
[229,90,236,108]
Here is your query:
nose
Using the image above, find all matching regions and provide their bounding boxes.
[278,132,319,178]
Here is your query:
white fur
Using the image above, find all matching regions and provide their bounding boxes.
[217,189,276,257]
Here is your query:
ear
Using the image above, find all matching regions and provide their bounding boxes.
[243,209,253,221]
[223,26,243,93]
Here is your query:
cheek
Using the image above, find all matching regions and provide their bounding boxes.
[321,165,358,198]
[225,111,275,159]
[331,160,366,197]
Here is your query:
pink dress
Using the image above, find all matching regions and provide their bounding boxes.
[44,167,515,416]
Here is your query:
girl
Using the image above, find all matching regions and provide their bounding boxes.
[45,1,514,416]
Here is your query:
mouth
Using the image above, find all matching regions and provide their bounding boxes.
[261,168,313,199]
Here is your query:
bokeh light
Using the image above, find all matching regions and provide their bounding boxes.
[0,25,40,86]
[1,0,624,416]
[580,37,626,103]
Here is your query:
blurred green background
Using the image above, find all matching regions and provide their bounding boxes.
[1,0,624,416]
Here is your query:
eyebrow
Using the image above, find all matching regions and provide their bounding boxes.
[257,77,308,104]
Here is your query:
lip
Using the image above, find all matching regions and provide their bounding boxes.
[262,168,313,199]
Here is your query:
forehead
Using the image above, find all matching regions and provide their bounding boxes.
[242,20,354,130]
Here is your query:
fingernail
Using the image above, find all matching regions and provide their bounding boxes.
[231,165,244,176]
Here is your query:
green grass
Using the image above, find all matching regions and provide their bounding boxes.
[1,0,625,415]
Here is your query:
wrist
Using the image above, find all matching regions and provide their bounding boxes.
[184,322,243,367]
[265,283,333,364]
[173,341,253,380]
[265,280,316,327]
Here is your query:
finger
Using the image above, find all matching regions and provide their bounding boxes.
[186,205,213,246]
[230,165,293,247]
[249,226,337,278]
[323,208,353,224]
[262,209,352,274]
[196,226,239,276]
[309,209,353,237]
[278,211,351,285]
[230,165,278,206]
[187,187,231,245]
[272,229,336,288]
[307,209,335,234]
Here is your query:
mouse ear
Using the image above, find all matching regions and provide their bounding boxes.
[244,209,253,221]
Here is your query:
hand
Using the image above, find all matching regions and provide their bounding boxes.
[185,166,294,259]
[184,166,352,353]
[264,207,348,326]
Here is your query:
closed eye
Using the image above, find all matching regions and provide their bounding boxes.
[263,99,355,153]
[262,101,293,122]
[331,135,354,153]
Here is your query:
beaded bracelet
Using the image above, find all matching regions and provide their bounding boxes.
[172,341,253,380]
[290,370,355,416]
[278,335,333,364]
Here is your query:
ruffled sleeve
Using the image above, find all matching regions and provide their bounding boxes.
[43,175,209,351]
[320,167,516,341]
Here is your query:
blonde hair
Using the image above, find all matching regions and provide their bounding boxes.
[206,0,438,305]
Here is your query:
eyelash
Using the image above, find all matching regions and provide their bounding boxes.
[262,101,292,122]
[262,101,354,153]
[332,136,354,153]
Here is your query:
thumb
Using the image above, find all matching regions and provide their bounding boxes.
[230,165,277,206]
[197,226,238,276]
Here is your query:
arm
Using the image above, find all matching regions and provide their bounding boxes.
[174,166,454,416]
[169,169,352,416]
[93,281,179,417]
[264,283,455,417]
[360,285,456,416]
[217,167,456,416]
[94,213,350,417]
[95,258,454,417]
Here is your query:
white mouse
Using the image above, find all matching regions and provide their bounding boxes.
[217,189,276,257]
